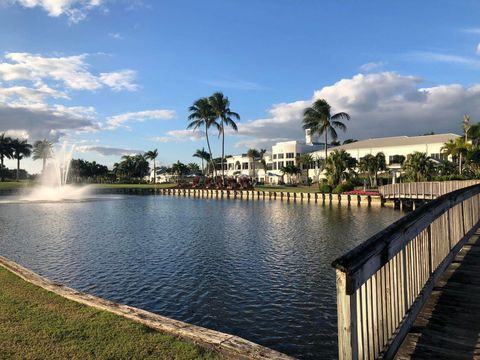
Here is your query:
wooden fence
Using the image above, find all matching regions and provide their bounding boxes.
[379,180,480,199]
[332,184,480,359]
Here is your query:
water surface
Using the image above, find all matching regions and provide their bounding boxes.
[0,195,403,359]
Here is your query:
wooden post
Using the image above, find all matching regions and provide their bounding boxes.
[336,270,358,360]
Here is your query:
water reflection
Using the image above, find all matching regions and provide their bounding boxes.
[0,195,403,359]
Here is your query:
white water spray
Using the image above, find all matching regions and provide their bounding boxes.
[21,142,91,202]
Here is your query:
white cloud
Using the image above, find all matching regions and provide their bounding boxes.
[477,43,480,55]
[359,62,384,72]
[108,32,123,40]
[0,104,99,142]
[106,109,176,129]
[0,52,138,92]
[461,28,480,34]
[153,130,203,143]
[2,0,103,23]
[0,84,68,105]
[76,145,141,156]
[405,51,480,66]
[203,78,267,91]
[229,72,480,147]
[100,70,137,91]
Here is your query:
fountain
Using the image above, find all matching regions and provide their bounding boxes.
[21,143,91,202]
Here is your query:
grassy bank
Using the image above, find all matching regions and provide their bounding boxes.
[0,267,220,360]
[255,185,322,193]
[0,181,33,190]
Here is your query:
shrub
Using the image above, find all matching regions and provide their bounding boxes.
[332,182,355,194]
[318,184,332,193]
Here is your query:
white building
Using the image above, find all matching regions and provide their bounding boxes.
[307,133,461,181]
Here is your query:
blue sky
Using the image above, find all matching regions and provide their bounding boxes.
[1,0,480,172]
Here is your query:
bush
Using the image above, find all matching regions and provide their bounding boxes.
[332,182,355,194]
[317,184,332,193]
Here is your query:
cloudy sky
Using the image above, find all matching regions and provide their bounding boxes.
[1,0,480,172]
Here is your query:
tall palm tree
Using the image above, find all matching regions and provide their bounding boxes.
[302,99,350,162]
[0,133,13,181]
[247,148,260,179]
[144,149,159,184]
[442,138,471,174]
[187,98,220,177]
[32,139,53,173]
[297,153,314,184]
[403,152,435,182]
[193,148,210,175]
[359,152,387,187]
[325,149,357,186]
[209,92,240,184]
[11,139,32,181]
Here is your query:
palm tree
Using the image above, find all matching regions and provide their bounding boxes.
[193,148,211,175]
[11,139,32,181]
[247,148,261,179]
[297,153,314,185]
[144,149,159,184]
[0,133,13,181]
[359,152,387,187]
[280,164,301,184]
[209,92,240,184]
[187,98,220,177]
[442,138,471,174]
[325,149,357,186]
[302,99,350,162]
[403,152,435,182]
[32,139,53,173]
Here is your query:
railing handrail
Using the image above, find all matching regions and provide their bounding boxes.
[333,183,480,360]
[379,180,480,197]
[332,184,480,294]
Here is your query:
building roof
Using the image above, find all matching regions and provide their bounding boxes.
[326,133,461,152]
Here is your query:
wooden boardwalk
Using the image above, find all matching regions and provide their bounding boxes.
[395,232,480,359]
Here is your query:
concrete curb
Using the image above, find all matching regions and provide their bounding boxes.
[0,255,295,360]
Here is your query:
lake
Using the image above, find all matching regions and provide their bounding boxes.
[0,194,404,359]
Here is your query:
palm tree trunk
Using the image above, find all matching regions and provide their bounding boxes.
[221,118,225,185]
[459,153,463,174]
[201,158,204,175]
[42,156,46,172]
[153,159,156,184]
[0,155,3,181]
[16,157,20,181]
[205,128,216,177]
[324,131,328,163]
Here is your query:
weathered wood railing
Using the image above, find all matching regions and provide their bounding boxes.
[332,184,480,359]
[379,180,480,199]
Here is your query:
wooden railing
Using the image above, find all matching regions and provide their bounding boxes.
[332,184,480,359]
[379,180,480,199]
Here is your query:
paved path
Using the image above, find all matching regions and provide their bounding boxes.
[395,232,480,359]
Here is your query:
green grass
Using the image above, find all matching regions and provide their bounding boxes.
[93,183,176,189]
[0,181,33,190]
[0,267,221,360]
[255,185,322,193]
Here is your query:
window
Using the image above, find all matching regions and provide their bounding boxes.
[278,161,284,168]
[273,162,277,170]
[228,164,233,170]
[242,162,249,170]
[296,153,301,158]
[267,163,273,170]
[273,154,277,159]
[286,152,295,159]
[430,153,441,160]
[277,153,284,159]
[286,161,294,166]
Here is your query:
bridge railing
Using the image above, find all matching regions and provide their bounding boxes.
[379,180,480,199]
[332,184,480,359]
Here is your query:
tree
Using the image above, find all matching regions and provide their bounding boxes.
[0,133,13,181]
[324,149,357,186]
[403,152,434,182]
[187,162,201,175]
[32,139,53,173]
[297,153,314,185]
[358,152,386,187]
[144,149,159,183]
[442,138,471,174]
[280,164,301,184]
[467,122,480,147]
[209,92,240,184]
[302,99,350,162]
[187,98,219,177]
[11,139,32,181]
[247,148,261,179]
[171,161,188,184]
[193,148,210,175]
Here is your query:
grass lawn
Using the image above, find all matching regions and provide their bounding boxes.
[0,267,221,360]
[94,183,176,189]
[255,185,322,193]
[0,181,33,190]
